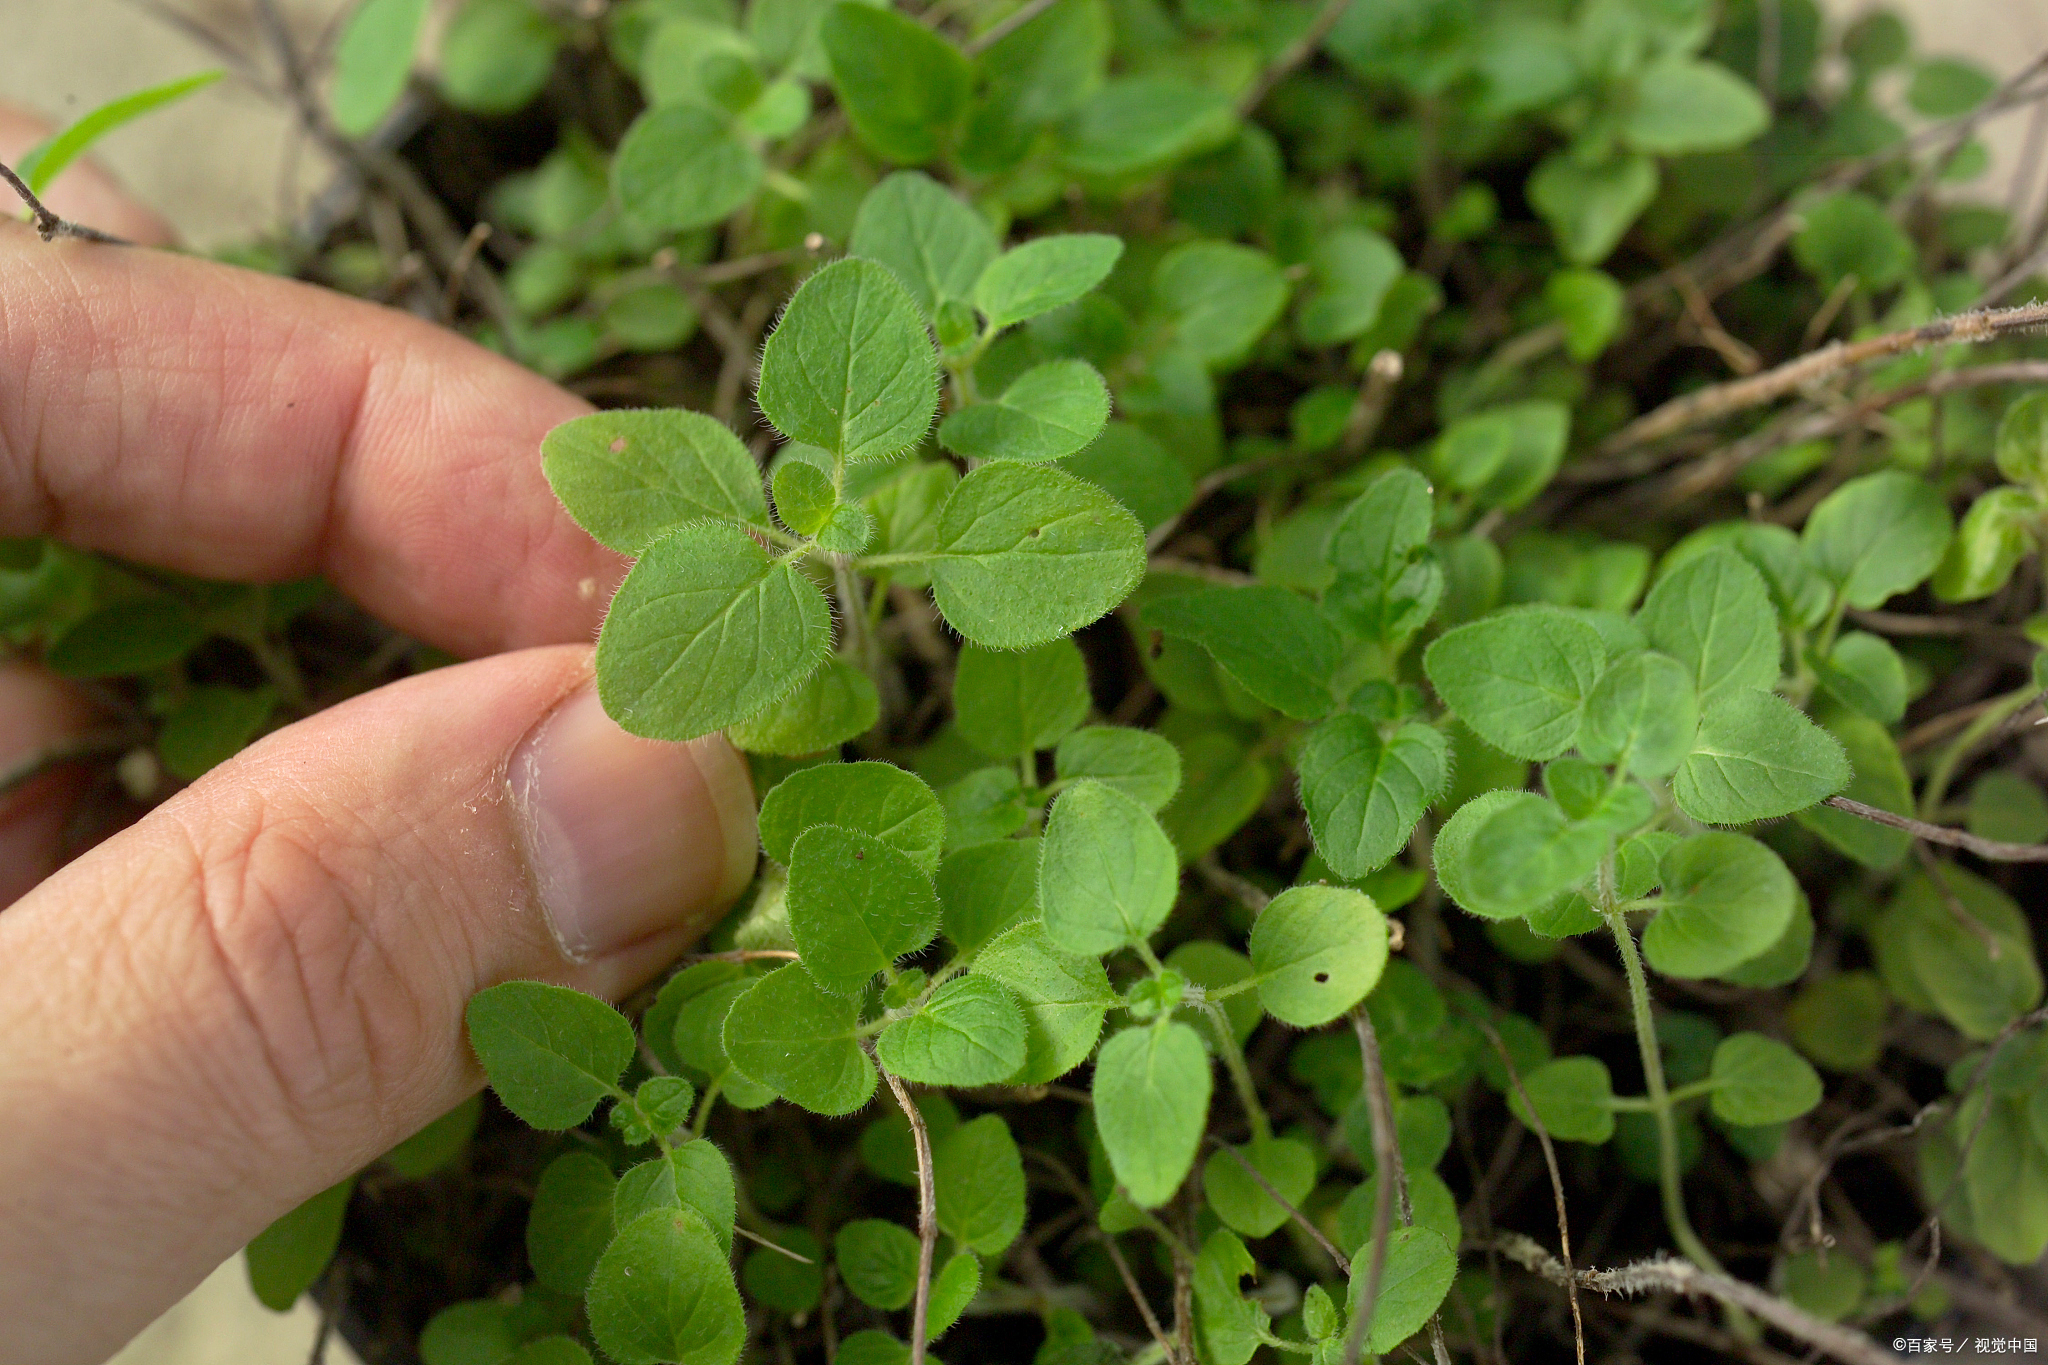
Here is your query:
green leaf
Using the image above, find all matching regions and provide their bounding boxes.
[935,1112,1028,1254]
[1201,1137,1317,1238]
[1249,885,1390,1027]
[1193,1229,1267,1365]
[465,981,634,1129]
[1456,792,1605,919]
[1039,779,1180,955]
[1093,1022,1213,1207]
[1547,268,1626,361]
[924,461,1145,649]
[331,0,428,135]
[1054,726,1181,810]
[1336,1170,1462,1260]
[1430,789,1521,921]
[652,966,774,1108]
[759,760,945,873]
[616,1140,739,1253]
[1353,1225,1458,1355]
[46,595,205,678]
[1968,771,2048,845]
[1508,1056,1615,1143]
[1141,586,1341,719]
[612,103,761,232]
[1791,192,1915,292]
[587,1209,747,1365]
[722,963,879,1114]
[1150,241,1291,368]
[1719,890,1815,989]
[1059,77,1236,179]
[1621,58,1769,153]
[542,410,769,553]
[1673,688,1850,824]
[954,638,1091,757]
[1062,422,1195,533]
[1815,631,1907,725]
[1874,865,2043,1041]
[743,1226,824,1310]
[1909,57,1997,117]
[865,460,958,588]
[939,360,1110,463]
[1295,227,1403,347]
[1298,717,1448,879]
[1159,731,1271,860]
[771,460,836,537]
[1961,1095,2048,1264]
[940,766,1034,848]
[527,1152,616,1295]
[787,825,941,995]
[1577,651,1698,778]
[1643,832,1797,979]
[851,171,998,316]
[836,1220,921,1310]
[1709,1033,1823,1126]
[1430,402,1571,512]
[937,838,1040,954]
[823,1,969,164]
[836,1333,912,1365]
[727,655,881,755]
[245,1178,353,1311]
[1802,471,1954,610]
[612,1075,697,1145]
[1933,488,2040,603]
[18,71,224,193]
[1635,548,1781,706]
[440,0,560,112]
[1787,972,1888,1072]
[505,1340,593,1365]
[973,919,1116,1083]
[1528,153,1657,265]
[757,259,939,463]
[973,235,1124,330]
[878,974,1027,1084]
[1995,391,2048,489]
[928,1250,981,1336]
[417,1301,520,1365]
[158,684,276,781]
[1422,605,1605,760]
[595,521,831,740]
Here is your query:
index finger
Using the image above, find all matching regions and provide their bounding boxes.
[0,223,627,656]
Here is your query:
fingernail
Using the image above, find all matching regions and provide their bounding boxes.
[510,684,756,960]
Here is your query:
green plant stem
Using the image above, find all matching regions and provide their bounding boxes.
[1199,1002,1272,1143]
[1603,910,1714,1270]
[1603,909,1758,1341]
[1920,683,2040,818]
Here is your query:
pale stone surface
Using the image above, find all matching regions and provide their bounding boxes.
[104,1255,363,1365]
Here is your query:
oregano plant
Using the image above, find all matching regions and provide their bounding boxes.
[12,0,2048,1361]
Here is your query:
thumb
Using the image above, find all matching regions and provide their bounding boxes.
[0,645,756,1365]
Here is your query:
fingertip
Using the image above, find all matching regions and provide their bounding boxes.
[0,664,101,906]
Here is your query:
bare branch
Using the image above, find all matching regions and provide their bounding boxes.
[1342,1008,1410,1365]
[881,1067,939,1365]
[965,0,1062,54]
[1823,794,2048,862]
[1,159,131,245]
[1485,1236,1897,1365]
[1210,1138,1349,1274]
[1595,301,2048,460]
[1238,0,1355,114]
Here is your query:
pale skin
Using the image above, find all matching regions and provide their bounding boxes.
[0,112,757,1364]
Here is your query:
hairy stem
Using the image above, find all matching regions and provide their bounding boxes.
[881,1067,937,1365]
[1342,1008,1409,1365]
[1199,1002,1272,1143]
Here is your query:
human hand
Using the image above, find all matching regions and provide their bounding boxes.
[0,130,756,1365]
